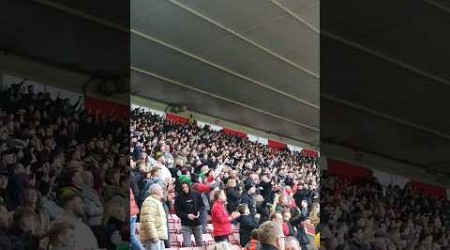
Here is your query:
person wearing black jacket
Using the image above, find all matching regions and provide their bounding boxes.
[241,181,257,217]
[9,207,40,250]
[225,178,240,214]
[259,175,273,203]
[175,182,205,247]
[294,185,313,213]
[238,204,259,247]
[289,202,310,250]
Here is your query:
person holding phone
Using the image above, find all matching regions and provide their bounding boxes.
[175,182,205,247]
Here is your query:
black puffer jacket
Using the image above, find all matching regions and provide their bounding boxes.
[241,192,257,217]
[238,214,259,247]
[226,187,240,213]
[175,187,205,227]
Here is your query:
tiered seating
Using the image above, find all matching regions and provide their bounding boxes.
[166,214,315,248]
[164,213,316,249]
[168,214,216,247]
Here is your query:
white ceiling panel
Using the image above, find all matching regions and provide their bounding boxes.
[132,0,231,52]
[176,0,288,32]
[130,0,320,147]
[188,34,319,105]
[276,0,319,29]
[242,16,319,74]
[132,34,319,129]
[132,70,319,144]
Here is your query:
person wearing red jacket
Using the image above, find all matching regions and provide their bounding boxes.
[130,188,145,250]
[210,190,240,242]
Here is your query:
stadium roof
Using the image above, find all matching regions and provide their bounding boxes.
[130,0,320,148]
[321,0,450,183]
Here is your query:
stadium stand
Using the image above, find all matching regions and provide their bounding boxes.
[130,107,320,250]
[0,80,129,249]
[320,158,450,250]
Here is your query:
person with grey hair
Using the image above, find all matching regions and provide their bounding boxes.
[258,221,286,250]
[285,236,301,250]
[139,184,168,250]
[210,241,235,250]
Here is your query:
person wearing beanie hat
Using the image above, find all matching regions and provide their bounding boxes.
[178,174,192,188]
[153,151,164,161]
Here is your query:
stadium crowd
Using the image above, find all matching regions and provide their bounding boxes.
[130,108,320,250]
[0,83,130,249]
[320,170,450,250]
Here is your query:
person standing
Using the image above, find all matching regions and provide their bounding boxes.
[139,184,168,250]
[130,188,145,250]
[225,178,240,214]
[238,204,259,247]
[55,189,98,250]
[258,221,286,250]
[175,182,204,247]
[210,190,240,242]
[241,181,257,217]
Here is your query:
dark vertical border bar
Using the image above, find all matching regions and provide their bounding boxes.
[321,0,450,249]
[0,1,130,249]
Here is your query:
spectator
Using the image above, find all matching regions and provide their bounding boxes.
[211,189,241,242]
[20,187,50,249]
[258,221,285,250]
[175,182,204,247]
[55,188,98,250]
[0,203,12,230]
[130,187,145,250]
[242,181,258,217]
[226,178,241,214]
[81,171,104,236]
[211,241,237,250]
[47,222,76,250]
[9,207,39,249]
[192,175,214,234]
[103,198,127,249]
[1,83,130,249]
[282,210,297,237]
[245,229,261,250]
[321,167,450,250]
[139,184,168,250]
[6,163,31,211]
[285,236,301,250]
[130,108,319,249]
[238,203,259,247]
[289,206,309,250]
[152,152,171,184]
[0,168,9,204]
